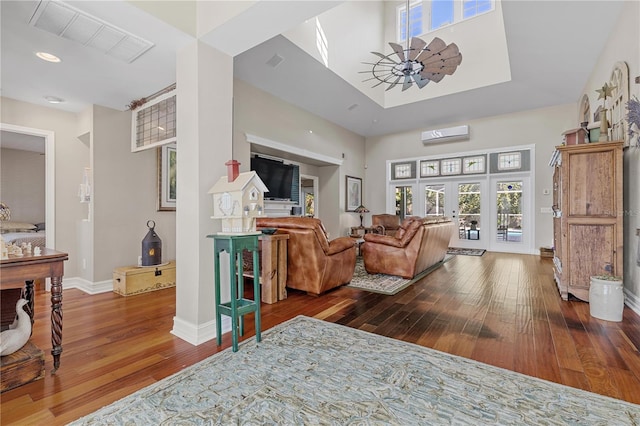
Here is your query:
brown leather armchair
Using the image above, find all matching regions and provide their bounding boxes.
[362,216,454,279]
[371,214,402,237]
[256,217,356,295]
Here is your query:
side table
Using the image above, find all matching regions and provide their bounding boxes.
[259,234,289,304]
[1,249,68,372]
[349,236,365,256]
[208,233,261,352]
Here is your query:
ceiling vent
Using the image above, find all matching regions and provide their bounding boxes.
[421,125,469,144]
[266,54,284,68]
[29,0,154,63]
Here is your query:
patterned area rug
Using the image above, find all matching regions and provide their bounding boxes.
[447,247,486,256]
[70,316,639,425]
[346,256,451,295]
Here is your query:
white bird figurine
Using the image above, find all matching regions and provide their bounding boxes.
[0,299,32,356]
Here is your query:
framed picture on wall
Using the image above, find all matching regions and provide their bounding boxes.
[158,142,177,211]
[345,175,362,212]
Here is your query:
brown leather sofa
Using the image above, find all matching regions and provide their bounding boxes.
[362,216,454,279]
[256,217,356,295]
[371,213,402,237]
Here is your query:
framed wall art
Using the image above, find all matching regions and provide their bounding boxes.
[158,142,177,211]
[345,175,362,212]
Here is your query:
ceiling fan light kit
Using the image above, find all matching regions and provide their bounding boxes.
[363,0,462,91]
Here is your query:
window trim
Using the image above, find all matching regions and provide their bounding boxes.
[131,89,177,153]
[397,0,495,41]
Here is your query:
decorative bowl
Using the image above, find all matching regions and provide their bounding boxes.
[261,228,277,235]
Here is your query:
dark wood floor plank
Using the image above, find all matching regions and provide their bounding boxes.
[2,253,639,425]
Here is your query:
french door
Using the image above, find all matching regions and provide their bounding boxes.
[422,179,486,249]
[490,175,532,254]
[391,175,533,253]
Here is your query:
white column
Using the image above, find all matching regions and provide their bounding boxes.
[172,40,233,344]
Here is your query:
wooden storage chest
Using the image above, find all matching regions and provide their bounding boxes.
[113,260,176,296]
[1,341,45,392]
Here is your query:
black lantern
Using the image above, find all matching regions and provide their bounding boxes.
[141,220,162,266]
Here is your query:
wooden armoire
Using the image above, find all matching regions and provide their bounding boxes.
[551,140,624,301]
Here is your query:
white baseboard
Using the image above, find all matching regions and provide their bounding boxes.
[624,288,640,316]
[171,315,230,346]
[63,277,113,294]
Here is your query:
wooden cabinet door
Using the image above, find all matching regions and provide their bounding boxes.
[567,223,615,299]
[566,150,616,217]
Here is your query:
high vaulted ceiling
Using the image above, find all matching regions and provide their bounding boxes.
[1,1,625,139]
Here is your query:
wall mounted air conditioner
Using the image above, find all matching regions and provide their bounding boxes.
[421,125,469,144]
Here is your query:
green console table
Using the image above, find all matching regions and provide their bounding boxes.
[208,233,261,352]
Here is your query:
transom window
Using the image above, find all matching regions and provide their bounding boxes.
[398,0,494,41]
[463,0,493,19]
[398,1,424,42]
[497,152,521,171]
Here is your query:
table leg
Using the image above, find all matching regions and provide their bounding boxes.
[261,239,277,304]
[253,248,261,343]
[277,239,287,301]
[23,279,35,332]
[50,275,63,374]
[214,250,222,346]
[229,249,239,352]
[236,251,244,338]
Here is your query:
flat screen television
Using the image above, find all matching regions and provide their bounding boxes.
[251,156,294,200]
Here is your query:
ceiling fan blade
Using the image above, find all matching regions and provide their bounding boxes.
[415,37,447,62]
[422,45,461,65]
[422,57,462,72]
[420,71,446,83]
[422,64,459,75]
[408,37,427,61]
[414,75,430,88]
[385,75,403,91]
[402,75,413,91]
[388,42,406,62]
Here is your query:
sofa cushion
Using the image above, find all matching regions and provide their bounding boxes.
[362,216,454,279]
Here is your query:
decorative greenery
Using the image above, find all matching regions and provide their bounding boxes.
[626,96,640,147]
[592,263,622,281]
[592,275,623,281]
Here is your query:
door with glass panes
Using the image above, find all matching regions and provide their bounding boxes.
[422,179,485,248]
[490,175,531,253]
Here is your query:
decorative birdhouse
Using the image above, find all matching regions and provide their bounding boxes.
[208,160,268,234]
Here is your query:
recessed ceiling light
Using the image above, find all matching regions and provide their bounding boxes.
[44,96,65,104]
[36,51,61,63]
[308,130,313,134]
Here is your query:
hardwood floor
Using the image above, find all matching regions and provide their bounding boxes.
[2,252,639,424]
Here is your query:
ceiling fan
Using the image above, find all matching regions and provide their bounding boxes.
[362,0,463,91]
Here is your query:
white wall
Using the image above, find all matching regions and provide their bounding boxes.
[1,97,177,283]
[581,1,640,305]
[232,79,366,238]
[364,103,576,250]
[0,148,45,224]
[1,97,87,277]
[92,105,177,282]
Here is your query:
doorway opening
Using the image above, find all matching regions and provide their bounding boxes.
[300,175,319,217]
